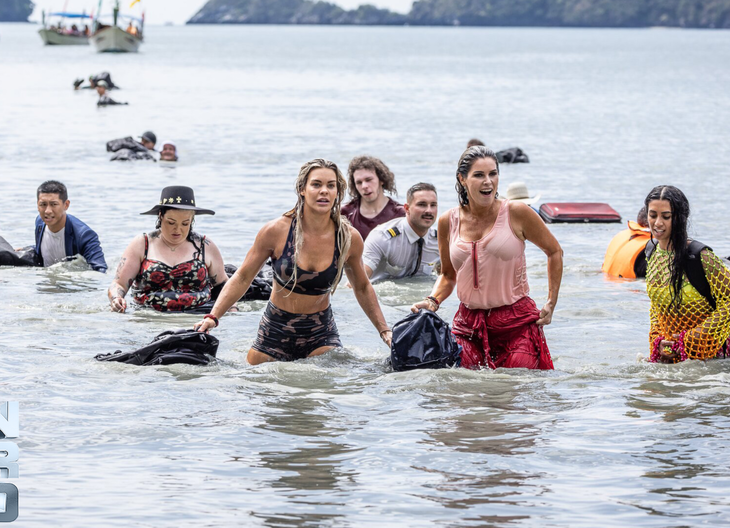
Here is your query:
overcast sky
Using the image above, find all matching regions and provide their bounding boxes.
[30,0,415,25]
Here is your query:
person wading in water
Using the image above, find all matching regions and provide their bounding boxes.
[195,159,392,364]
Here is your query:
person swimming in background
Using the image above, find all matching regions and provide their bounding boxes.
[159,141,178,162]
[644,185,730,363]
[194,158,392,364]
[411,146,562,370]
[108,186,228,313]
[96,81,127,107]
[74,72,118,91]
[341,155,405,241]
[107,131,157,162]
[602,206,652,279]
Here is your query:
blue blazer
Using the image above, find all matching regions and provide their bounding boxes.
[34,214,108,273]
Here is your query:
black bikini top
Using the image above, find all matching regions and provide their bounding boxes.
[271,216,341,296]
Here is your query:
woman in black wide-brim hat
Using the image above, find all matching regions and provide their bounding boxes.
[108,186,228,313]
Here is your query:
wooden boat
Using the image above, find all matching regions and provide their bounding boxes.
[38,11,91,45]
[90,0,143,53]
[91,25,142,52]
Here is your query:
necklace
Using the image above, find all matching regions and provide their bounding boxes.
[160,236,183,252]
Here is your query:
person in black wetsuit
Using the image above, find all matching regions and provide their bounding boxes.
[194,158,392,364]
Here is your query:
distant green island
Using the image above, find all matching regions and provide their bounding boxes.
[188,0,730,29]
[0,0,34,22]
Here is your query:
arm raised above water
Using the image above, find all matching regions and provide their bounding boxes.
[344,227,392,346]
[412,212,455,313]
[194,218,284,332]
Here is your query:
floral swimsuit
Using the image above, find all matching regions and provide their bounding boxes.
[133,233,211,312]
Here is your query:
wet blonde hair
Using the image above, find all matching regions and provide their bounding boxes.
[284,159,352,295]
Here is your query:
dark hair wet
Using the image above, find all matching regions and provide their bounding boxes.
[455,146,500,208]
[644,185,690,310]
[37,180,68,202]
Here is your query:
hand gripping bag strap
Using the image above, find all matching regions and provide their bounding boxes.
[0,237,39,267]
[390,309,461,372]
[645,239,715,310]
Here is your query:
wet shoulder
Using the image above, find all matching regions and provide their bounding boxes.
[257,215,293,250]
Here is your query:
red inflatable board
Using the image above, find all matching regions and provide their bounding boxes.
[539,203,622,223]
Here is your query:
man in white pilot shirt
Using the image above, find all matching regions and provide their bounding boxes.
[362,183,440,282]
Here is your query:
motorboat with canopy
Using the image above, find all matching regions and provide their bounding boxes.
[38,10,92,45]
[90,0,144,53]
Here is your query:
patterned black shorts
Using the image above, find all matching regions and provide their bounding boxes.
[252,302,342,361]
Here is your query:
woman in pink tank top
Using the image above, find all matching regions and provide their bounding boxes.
[412,146,563,370]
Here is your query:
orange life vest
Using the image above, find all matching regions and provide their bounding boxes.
[602,221,651,279]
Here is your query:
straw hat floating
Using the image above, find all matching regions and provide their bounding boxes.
[505,181,541,205]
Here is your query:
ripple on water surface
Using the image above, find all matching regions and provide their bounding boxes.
[2,23,730,527]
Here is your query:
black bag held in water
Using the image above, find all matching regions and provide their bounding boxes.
[496,147,529,164]
[0,236,39,267]
[390,309,461,371]
[96,329,219,366]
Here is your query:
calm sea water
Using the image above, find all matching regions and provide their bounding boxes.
[1,22,730,527]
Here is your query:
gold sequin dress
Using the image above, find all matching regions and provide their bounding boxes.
[647,246,730,361]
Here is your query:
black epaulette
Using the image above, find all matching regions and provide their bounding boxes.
[386,227,401,239]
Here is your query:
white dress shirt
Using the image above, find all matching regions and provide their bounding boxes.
[363,216,439,282]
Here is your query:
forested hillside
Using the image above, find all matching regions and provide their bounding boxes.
[188,0,730,28]
[0,0,34,22]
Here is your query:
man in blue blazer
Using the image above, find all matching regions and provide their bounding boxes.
[34,181,107,273]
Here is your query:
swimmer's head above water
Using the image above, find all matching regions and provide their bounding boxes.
[346,155,397,204]
[159,141,177,161]
[455,146,500,209]
[140,186,215,244]
[37,180,69,233]
[405,182,438,235]
[288,159,352,294]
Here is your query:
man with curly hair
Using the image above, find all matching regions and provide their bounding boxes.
[342,155,405,241]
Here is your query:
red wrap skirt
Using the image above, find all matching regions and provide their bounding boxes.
[451,296,554,370]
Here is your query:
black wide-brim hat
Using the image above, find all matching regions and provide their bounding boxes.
[140,186,215,216]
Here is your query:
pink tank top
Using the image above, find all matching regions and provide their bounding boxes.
[449,200,529,310]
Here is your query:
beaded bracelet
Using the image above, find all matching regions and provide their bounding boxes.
[426,296,440,311]
[203,314,219,328]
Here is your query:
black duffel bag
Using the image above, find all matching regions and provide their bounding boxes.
[390,309,461,371]
[496,147,529,164]
[0,237,39,267]
[96,329,219,366]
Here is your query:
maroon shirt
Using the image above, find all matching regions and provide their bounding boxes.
[341,197,406,241]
